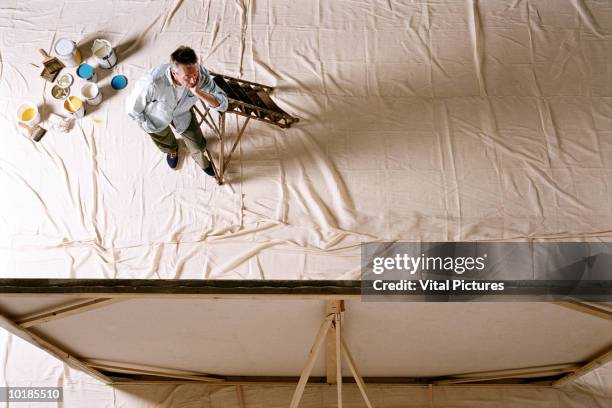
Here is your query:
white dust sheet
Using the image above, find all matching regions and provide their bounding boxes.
[1,0,612,406]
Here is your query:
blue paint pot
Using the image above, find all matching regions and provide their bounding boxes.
[76,63,96,81]
[111,75,128,90]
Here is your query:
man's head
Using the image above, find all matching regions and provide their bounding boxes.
[170,46,199,88]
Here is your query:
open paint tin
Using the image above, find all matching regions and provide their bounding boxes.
[16,103,40,126]
[92,39,117,69]
[64,96,86,118]
[56,73,73,88]
[81,83,102,106]
[51,84,69,100]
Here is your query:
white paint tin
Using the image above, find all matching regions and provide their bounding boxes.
[81,83,103,106]
[92,39,117,69]
[54,38,82,67]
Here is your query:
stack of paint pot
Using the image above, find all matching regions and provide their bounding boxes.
[72,59,102,117]
[51,37,123,118]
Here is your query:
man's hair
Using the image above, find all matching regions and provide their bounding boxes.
[170,46,198,66]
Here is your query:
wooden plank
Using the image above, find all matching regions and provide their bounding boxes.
[0,313,112,384]
[256,90,286,114]
[219,112,225,183]
[336,312,343,408]
[555,301,612,322]
[553,345,612,387]
[432,363,580,384]
[326,300,343,384]
[228,81,253,106]
[289,316,334,408]
[0,279,362,297]
[242,87,267,119]
[236,385,246,408]
[111,377,559,387]
[243,86,267,109]
[341,334,374,408]
[209,72,274,91]
[86,362,222,382]
[213,76,239,99]
[16,298,124,328]
[223,117,250,172]
[221,97,297,128]
[434,365,580,385]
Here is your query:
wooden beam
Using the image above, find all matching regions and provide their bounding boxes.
[336,311,343,408]
[210,72,274,91]
[341,335,374,408]
[86,361,222,382]
[554,301,612,322]
[0,313,112,384]
[16,298,124,328]
[553,346,612,387]
[289,315,334,408]
[236,385,246,408]
[434,365,580,385]
[219,112,225,183]
[0,279,362,299]
[223,116,250,171]
[326,300,343,384]
[110,378,558,387]
[432,363,580,385]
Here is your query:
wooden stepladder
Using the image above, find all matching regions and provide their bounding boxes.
[289,301,375,408]
[193,72,299,185]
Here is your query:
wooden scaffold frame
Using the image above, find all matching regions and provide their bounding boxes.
[0,278,610,408]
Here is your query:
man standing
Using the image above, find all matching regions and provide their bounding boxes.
[126,46,228,176]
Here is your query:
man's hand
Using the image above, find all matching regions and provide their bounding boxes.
[189,72,220,108]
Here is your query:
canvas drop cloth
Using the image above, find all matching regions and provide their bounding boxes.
[1,0,612,280]
[1,0,612,406]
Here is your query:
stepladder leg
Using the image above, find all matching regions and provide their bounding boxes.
[218,113,225,184]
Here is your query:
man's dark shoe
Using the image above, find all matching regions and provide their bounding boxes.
[166,151,178,169]
[203,162,216,177]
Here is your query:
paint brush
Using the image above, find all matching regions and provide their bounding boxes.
[18,122,47,142]
[37,49,64,82]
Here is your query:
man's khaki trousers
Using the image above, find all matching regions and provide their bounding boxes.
[146,111,210,169]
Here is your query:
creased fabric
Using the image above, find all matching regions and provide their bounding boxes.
[1,0,612,405]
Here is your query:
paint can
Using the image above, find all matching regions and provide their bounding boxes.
[111,74,128,90]
[77,63,97,82]
[81,83,102,106]
[56,73,73,88]
[91,39,117,69]
[64,96,86,118]
[51,84,69,100]
[16,103,41,126]
[54,38,82,67]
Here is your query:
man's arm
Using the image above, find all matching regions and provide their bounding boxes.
[189,65,229,112]
[192,87,222,108]
[125,78,153,123]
